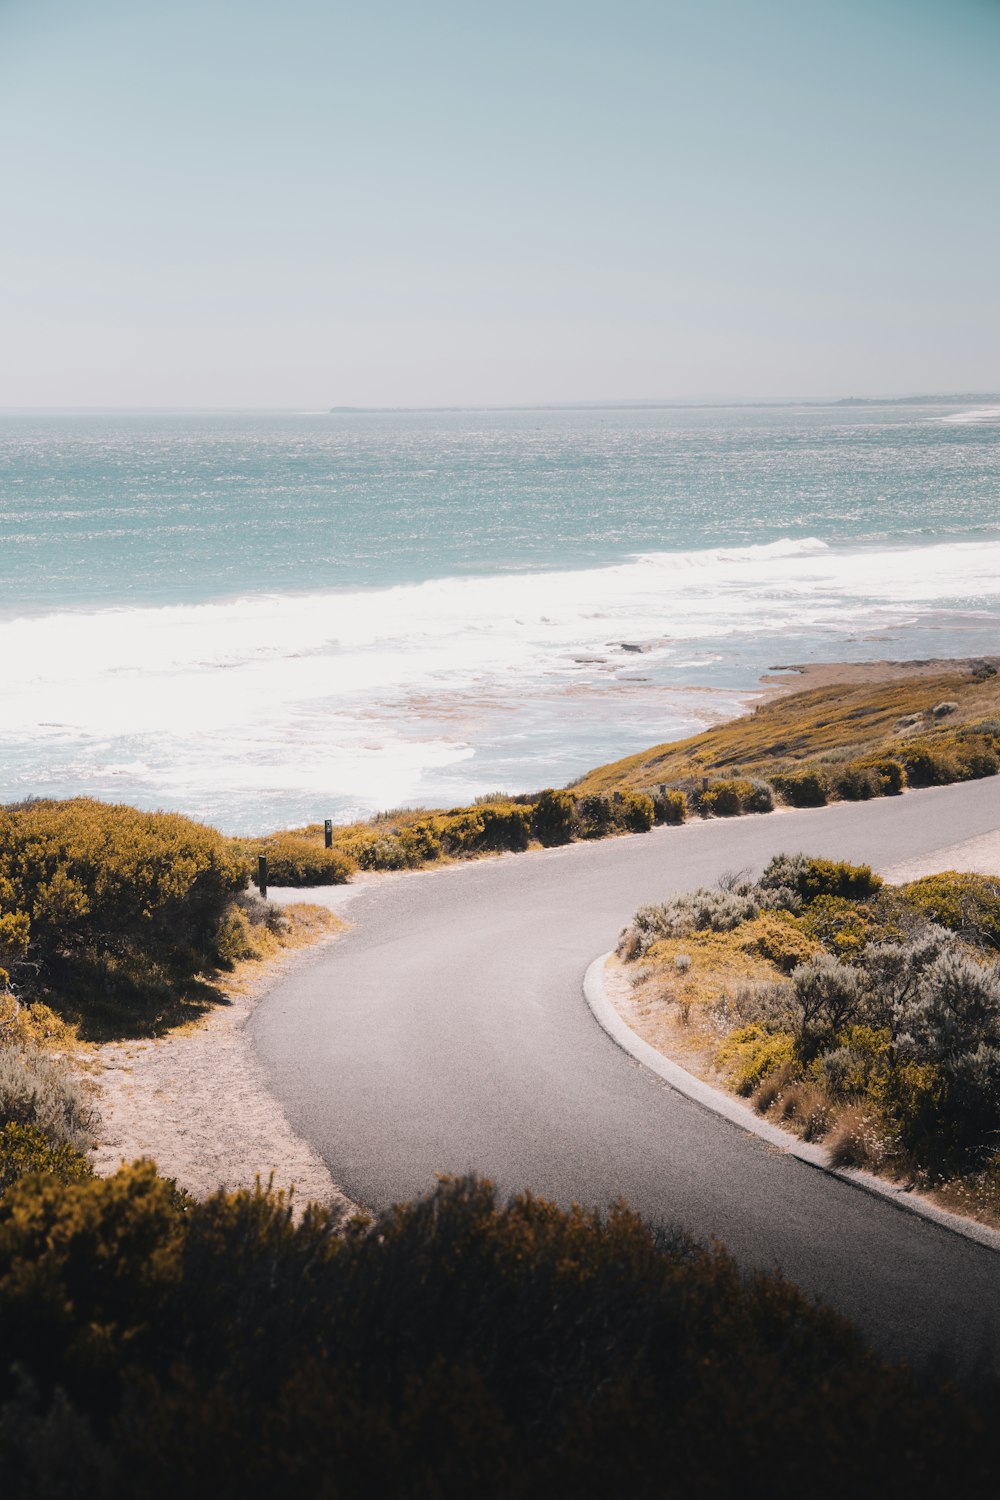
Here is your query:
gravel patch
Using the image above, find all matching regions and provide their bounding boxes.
[91,926,358,1221]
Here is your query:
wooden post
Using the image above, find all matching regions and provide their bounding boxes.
[324,819,333,849]
[257,854,267,898]
[702,776,709,792]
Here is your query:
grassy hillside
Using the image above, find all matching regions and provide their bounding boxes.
[573,657,1000,794]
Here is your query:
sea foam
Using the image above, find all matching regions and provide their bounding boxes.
[3,534,1000,829]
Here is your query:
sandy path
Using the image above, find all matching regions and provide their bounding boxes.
[90,927,358,1221]
[880,827,1000,883]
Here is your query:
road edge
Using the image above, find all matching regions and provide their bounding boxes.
[583,952,1000,1255]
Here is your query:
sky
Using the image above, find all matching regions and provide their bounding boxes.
[1,0,998,408]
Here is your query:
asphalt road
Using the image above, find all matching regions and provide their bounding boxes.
[254,779,1000,1373]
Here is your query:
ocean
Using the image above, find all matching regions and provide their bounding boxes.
[1,402,998,833]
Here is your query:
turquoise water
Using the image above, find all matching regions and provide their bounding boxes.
[3,404,999,608]
[1,403,998,831]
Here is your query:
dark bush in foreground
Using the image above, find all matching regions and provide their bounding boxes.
[0,1169,990,1498]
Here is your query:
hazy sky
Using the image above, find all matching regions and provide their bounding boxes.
[2,0,998,407]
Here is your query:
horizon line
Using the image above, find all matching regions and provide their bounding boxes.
[2,392,999,416]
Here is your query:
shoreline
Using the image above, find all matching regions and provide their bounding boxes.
[757,653,999,700]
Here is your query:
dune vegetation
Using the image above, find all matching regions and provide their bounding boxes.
[617,856,1000,1223]
[0,797,275,1040]
[255,785,672,883]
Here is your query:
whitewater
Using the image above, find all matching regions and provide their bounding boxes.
[1,404,998,831]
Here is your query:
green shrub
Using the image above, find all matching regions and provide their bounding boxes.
[897,742,962,787]
[874,1060,947,1162]
[954,736,1000,780]
[716,1025,795,1094]
[0,1169,990,1496]
[829,763,877,801]
[699,778,775,817]
[345,832,409,870]
[0,800,247,985]
[814,1026,891,1098]
[871,757,906,794]
[253,833,357,884]
[827,762,905,810]
[771,769,829,807]
[758,854,881,905]
[743,778,775,813]
[438,802,533,855]
[623,887,760,955]
[651,787,687,825]
[699,779,745,816]
[575,789,653,837]
[896,951,1000,1066]
[531,789,576,845]
[800,895,880,959]
[902,872,1000,952]
[214,905,268,965]
[790,954,865,1045]
[618,788,655,832]
[0,1122,93,1196]
[574,793,616,838]
[738,912,821,972]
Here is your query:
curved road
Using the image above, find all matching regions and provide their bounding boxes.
[254,780,1000,1373]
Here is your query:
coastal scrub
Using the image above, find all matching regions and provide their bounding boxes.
[617,858,1000,1223]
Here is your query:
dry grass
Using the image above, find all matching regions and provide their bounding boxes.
[826,1102,893,1171]
[643,931,783,1011]
[931,1168,1000,1230]
[574,658,1000,794]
